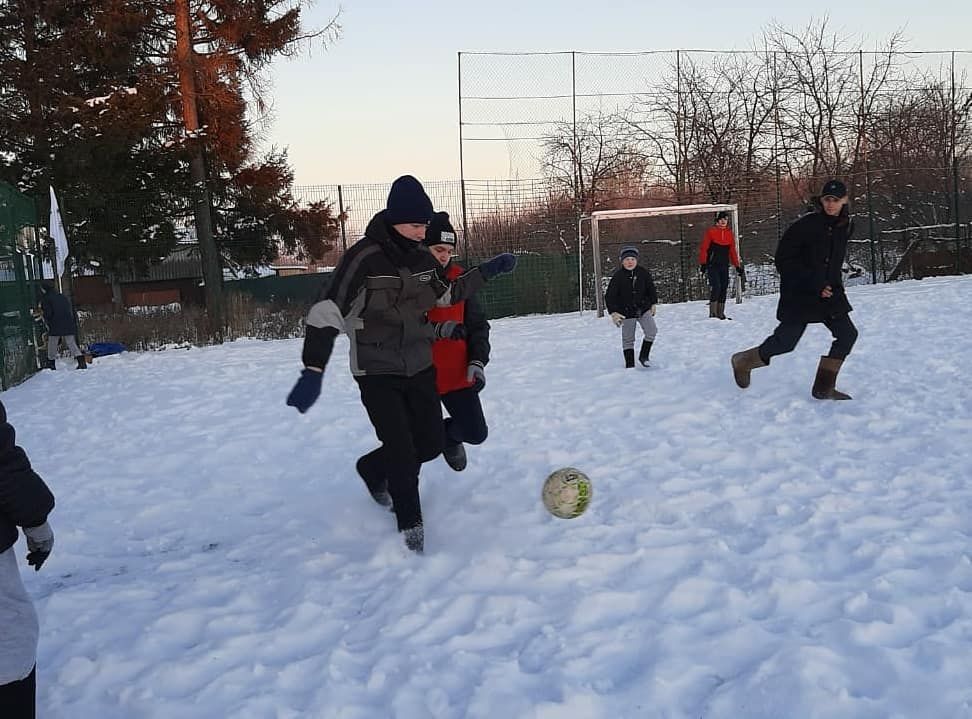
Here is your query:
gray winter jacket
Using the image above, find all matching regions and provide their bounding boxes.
[301,211,487,377]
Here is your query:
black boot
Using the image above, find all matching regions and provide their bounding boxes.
[442,442,467,472]
[623,349,635,368]
[356,453,392,509]
[46,359,56,370]
[75,355,87,369]
[638,340,653,367]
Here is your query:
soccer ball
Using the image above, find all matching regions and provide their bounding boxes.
[542,467,592,519]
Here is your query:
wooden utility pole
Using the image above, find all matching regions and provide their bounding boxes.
[174,0,224,338]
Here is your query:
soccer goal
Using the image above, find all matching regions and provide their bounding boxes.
[578,203,742,317]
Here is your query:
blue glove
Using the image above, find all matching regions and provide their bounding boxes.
[286,369,323,414]
[466,361,486,392]
[434,321,467,340]
[479,253,517,280]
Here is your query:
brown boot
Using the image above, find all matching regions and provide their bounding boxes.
[709,302,718,318]
[731,347,767,389]
[811,356,852,400]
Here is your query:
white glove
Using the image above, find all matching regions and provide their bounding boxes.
[466,361,485,391]
[24,521,54,571]
[610,312,624,327]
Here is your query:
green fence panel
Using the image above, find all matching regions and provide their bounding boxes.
[0,182,43,389]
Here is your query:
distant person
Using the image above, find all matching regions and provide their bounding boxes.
[285,175,517,553]
[605,246,658,368]
[731,179,858,400]
[424,212,491,472]
[0,400,56,718]
[37,283,86,370]
[698,211,743,320]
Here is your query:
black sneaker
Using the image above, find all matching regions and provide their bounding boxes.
[442,442,467,472]
[356,456,392,508]
[402,524,424,553]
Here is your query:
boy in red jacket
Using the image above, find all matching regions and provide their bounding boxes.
[424,212,490,472]
[698,211,743,319]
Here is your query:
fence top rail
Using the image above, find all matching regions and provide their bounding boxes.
[588,203,738,221]
[880,222,971,234]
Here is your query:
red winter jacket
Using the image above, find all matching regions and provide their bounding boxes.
[699,226,740,268]
[427,263,491,395]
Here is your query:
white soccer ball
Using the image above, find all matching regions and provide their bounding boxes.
[542,467,592,519]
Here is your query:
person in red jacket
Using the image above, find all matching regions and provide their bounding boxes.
[424,212,490,472]
[698,211,743,320]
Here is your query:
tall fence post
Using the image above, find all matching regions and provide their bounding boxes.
[951,52,963,274]
[337,184,347,252]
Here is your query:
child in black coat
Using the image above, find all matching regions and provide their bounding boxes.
[604,246,659,368]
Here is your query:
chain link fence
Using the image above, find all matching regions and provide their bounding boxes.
[458,48,972,311]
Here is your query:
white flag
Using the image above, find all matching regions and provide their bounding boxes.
[49,186,69,278]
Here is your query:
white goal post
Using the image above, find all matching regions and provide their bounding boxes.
[578,203,742,317]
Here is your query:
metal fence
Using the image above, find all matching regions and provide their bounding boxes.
[455,48,972,312]
[0,183,45,388]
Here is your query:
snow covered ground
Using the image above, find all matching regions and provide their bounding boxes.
[5,275,972,719]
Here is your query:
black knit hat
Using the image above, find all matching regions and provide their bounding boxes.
[423,211,457,247]
[715,211,730,222]
[386,175,433,225]
[619,246,640,261]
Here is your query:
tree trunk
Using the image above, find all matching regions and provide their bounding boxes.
[174,0,224,340]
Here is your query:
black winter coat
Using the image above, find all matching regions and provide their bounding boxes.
[41,289,77,336]
[0,401,55,553]
[302,211,487,377]
[775,209,854,324]
[605,266,658,319]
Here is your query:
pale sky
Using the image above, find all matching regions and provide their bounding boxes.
[265,0,972,186]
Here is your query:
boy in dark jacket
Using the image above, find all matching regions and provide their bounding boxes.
[285,176,516,553]
[424,212,490,472]
[731,179,858,400]
[0,400,56,718]
[605,246,658,368]
[38,284,85,370]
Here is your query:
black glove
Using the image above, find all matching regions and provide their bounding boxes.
[699,264,707,275]
[479,253,517,280]
[24,522,54,571]
[735,265,744,277]
[286,368,323,414]
[434,321,466,340]
[466,361,486,391]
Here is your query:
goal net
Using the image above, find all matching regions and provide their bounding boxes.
[581,203,742,317]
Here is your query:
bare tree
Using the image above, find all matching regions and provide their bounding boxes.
[541,110,644,212]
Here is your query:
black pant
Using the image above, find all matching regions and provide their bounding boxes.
[356,367,444,530]
[442,386,489,447]
[707,263,730,303]
[759,314,858,362]
[0,666,36,719]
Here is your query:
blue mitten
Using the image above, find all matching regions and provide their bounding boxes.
[286,369,323,414]
[479,253,517,280]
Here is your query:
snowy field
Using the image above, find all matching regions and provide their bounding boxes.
[5,275,972,719]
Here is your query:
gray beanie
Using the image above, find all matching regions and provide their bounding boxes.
[619,246,639,262]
